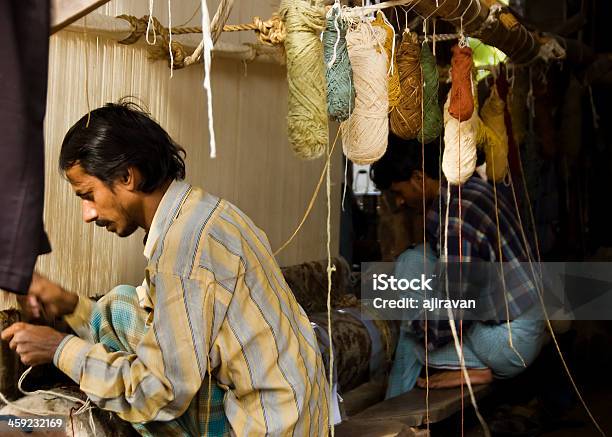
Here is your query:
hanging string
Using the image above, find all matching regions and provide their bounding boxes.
[417,41,442,144]
[324,5,355,122]
[0,366,96,435]
[83,17,92,128]
[200,0,217,158]
[372,11,400,113]
[146,0,157,45]
[340,23,389,164]
[480,86,509,182]
[419,25,430,427]
[325,137,336,437]
[442,92,477,185]
[280,0,328,160]
[390,31,422,140]
[168,0,174,78]
[449,45,474,121]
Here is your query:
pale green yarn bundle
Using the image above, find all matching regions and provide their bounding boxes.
[280,0,329,160]
[417,43,442,144]
[323,10,355,122]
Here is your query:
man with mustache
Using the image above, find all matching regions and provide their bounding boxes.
[2,101,329,436]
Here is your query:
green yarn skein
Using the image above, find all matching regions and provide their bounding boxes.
[323,11,355,122]
[417,43,443,144]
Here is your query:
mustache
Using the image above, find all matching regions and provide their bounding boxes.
[95,220,111,228]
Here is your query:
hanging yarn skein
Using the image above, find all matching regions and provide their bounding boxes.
[280,0,328,159]
[340,23,389,165]
[480,86,509,182]
[442,91,478,185]
[371,11,400,114]
[390,31,422,140]
[449,45,475,122]
[417,42,442,144]
[323,7,355,122]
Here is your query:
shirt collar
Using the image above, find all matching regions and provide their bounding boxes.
[143,180,191,260]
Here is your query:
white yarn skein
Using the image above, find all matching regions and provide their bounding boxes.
[442,91,478,185]
[340,23,389,165]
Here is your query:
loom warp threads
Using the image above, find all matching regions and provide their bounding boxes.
[480,86,509,182]
[417,43,442,144]
[280,0,328,159]
[372,11,400,113]
[443,91,478,185]
[340,23,389,165]
[390,31,422,140]
[323,8,354,122]
[449,45,474,122]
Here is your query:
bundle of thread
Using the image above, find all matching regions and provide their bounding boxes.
[496,65,521,181]
[442,91,478,185]
[479,86,509,182]
[280,0,328,159]
[449,45,474,121]
[340,23,389,164]
[372,11,400,114]
[390,31,422,140]
[417,43,442,144]
[323,7,355,122]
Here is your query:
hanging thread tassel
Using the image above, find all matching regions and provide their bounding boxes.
[442,91,478,185]
[340,23,389,164]
[417,42,442,144]
[372,11,400,114]
[480,86,509,182]
[280,0,328,159]
[323,7,355,122]
[449,45,474,122]
[390,31,422,140]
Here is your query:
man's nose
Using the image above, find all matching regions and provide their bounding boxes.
[82,201,98,223]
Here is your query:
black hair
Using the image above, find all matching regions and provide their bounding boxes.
[370,133,440,190]
[59,99,186,193]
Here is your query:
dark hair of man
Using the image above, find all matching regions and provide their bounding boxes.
[59,99,186,193]
[370,133,440,191]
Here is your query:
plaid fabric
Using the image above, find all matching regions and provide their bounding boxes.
[90,285,230,437]
[416,176,538,349]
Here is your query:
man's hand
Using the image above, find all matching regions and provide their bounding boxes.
[20,273,79,319]
[1,323,67,366]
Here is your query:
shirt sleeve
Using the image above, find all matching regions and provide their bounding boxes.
[64,295,95,342]
[54,270,206,423]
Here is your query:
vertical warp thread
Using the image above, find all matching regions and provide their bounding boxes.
[371,11,400,113]
[449,45,474,122]
[417,42,442,144]
[480,86,509,182]
[340,23,388,165]
[390,31,422,140]
[323,9,354,122]
[280,0,328,159]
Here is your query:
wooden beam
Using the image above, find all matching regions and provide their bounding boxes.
[411,0,541,64]
[50,0,112,34]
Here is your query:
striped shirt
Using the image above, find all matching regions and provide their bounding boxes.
[54,181,329,435]
[414,176,538,349]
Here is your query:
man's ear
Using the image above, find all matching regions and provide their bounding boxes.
[122,167,140,192]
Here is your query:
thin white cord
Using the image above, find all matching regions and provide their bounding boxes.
[168,0,174,78]
[201,0,217,158]
[0,366,96,435]
[146,0,157,45]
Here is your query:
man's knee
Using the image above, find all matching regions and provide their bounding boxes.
[97,285,139,309]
